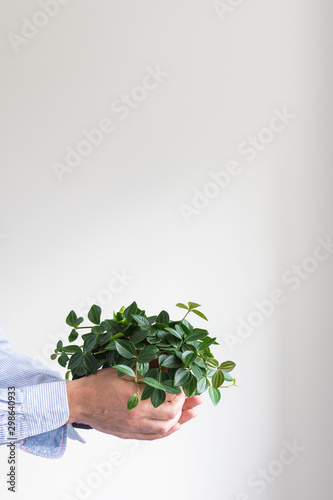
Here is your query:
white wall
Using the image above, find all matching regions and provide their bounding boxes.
[0,1,332,499]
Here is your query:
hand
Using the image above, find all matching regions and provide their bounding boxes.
[66,367,203,440]
[179,395,204,425]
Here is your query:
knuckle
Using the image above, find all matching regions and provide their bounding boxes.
[159,422,172,435]
[168,406,179,420]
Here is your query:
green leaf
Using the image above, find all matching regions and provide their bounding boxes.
[131,329,150,344]
[140,377,166,391]
[159,354,182,369]
[91,325,105,335]
[197,377,209,394]
[137,362,150,376]
[68,352,83,370]
[205,358,219,370]
[191,309,208,321]
[83,352,98,374]
[165,327,182,339]
[184,342,197,351]
[191,363,203,380]
[100,319,121,333]
[83,334,98,352]
[174,324,185,337]
[96,359,104,370]
[57,340,63,351]
[151,389,166,408]
[180,319,193,334]
[147,315,157,324]
[114,311,124,322]
[73,365,87,377]
[99,331,115,345]
[117,358,136,369]
[223,372,235,382]
[123,301,138,322]
[105,351,116,366]
[212,369,225,388]
[62,345,82,354]
[88,305,102,325]
[65,370,71,380]
[194,357,207,369]
[185,329,209,342]
[197,337,218,352]
[161,380,182,395]
[182,351,197,366]
[66,310,77,327]
[68,329,79,342]
[188,302,201,309]
[115,340,137,359]
[127,394,139,410]
[50,353,57,360]
[105,341,116,351]
[156,311,169,325]
[209,386,221,406]
[105,333,125,345]
[182,373,197,397]
[154,324,166,330]
[167,335,182,349]
[156,330,169,342]
[146,334,160,345]
[146,368,158,378]
[58,352,69,367]
[113,365,136,378]
[141,385,154,401]
[137,345,159,363]
[219,361,236,373]
[174,367,191,386]
[176,303,188,310]
[132,314,150,327]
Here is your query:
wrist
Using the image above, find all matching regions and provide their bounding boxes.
[65,378,86,425]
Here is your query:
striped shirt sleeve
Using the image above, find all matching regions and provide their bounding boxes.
[0,381,69,442]
[0,328,85,456]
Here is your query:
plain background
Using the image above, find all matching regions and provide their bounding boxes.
[0,1,332,499]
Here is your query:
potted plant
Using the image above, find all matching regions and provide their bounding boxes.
[51,301,236,409]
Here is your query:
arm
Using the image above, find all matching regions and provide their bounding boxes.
[0,328,203,458]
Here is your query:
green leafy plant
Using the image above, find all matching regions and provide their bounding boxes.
[51,301,236,410]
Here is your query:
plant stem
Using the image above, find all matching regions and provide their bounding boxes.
[76,326,95,329]
[182,310,190,320]
[135,361,139,396]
